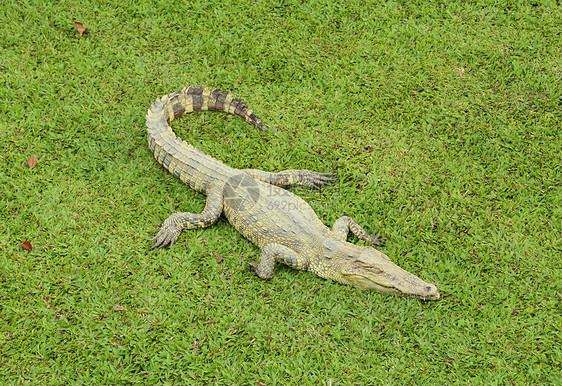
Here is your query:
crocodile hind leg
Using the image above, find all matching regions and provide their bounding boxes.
[242,169,334,190]
[331,216,386,247]
[248,243,308,279]
[151,183,224,249]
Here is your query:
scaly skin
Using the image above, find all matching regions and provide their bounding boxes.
[146,86,440,300]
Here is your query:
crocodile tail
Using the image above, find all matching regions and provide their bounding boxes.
[145,86,265,190]
[153,85,266,131]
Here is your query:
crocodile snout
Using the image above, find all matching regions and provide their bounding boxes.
[422,284,440,300]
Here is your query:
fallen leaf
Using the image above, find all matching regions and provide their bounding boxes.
[74,21,88,37]
[216,255,223,263]
[113,304,125,312]
[27,156,38,168]
[22,241,32,251]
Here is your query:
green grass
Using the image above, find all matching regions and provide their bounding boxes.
[1,0,561,383]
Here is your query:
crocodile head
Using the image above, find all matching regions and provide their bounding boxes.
[321,240,440,300]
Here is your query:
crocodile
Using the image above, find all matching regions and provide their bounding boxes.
[146,86,440,300]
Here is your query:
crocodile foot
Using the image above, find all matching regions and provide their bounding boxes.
[302,171,336,190]
[363,232,386,248]
[245,261,273,279]
[245,262,261,274]
[332,216,387,247]
[150,219,183,249]
[245,262,258,272]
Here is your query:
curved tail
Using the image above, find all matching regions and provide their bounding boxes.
[146,85,265,136]
[145,86,265,193]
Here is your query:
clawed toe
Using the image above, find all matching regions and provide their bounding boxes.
[245,262,258,272]
[367,233,386,247]
[309,172,336,189]
[149,227,180,250]
[150,238,174,250]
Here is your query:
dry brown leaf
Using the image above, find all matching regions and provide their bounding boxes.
[22,241,33,251]
[74,21,88,37]
[27,156,38,168]
[113,304,125,312]
[216,255,224,263]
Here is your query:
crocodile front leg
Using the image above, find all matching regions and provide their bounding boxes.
[331,216,386,247]
[151,182,225,249]
[242,169,334,190]
[248,243,308,279]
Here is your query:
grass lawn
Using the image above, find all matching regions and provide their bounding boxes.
[1,0,561,384]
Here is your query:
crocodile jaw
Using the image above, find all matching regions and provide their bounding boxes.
[339,247,440,300]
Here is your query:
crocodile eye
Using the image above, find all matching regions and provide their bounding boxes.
[367,267,383,275]
[355,261,383,274]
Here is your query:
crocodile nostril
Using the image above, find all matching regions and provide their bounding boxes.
[425,286,434,293]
